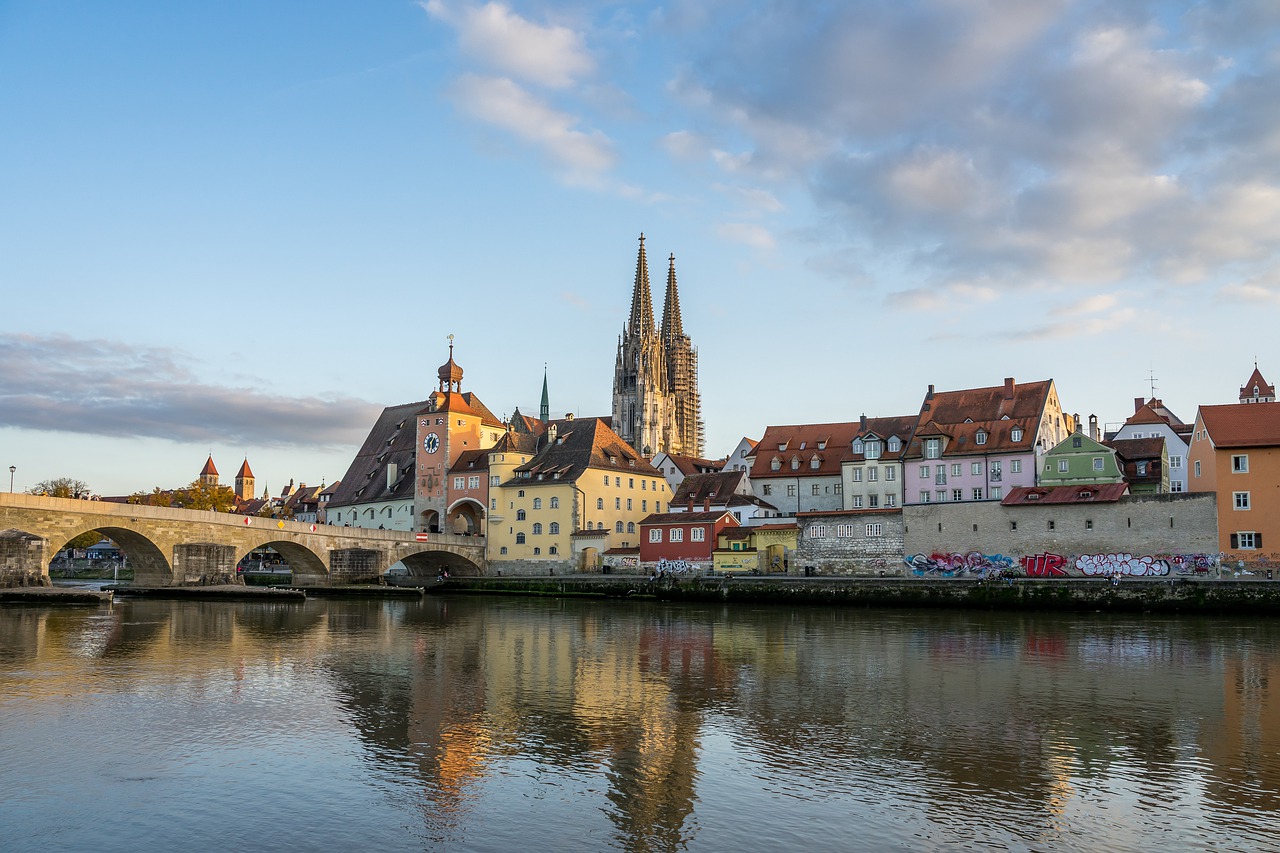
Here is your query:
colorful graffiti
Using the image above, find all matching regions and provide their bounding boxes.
[655,558,692,575]
[905,551,1016,577]
[1021,553,1069,578]
[1074,553,1170,577]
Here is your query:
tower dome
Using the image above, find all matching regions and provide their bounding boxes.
[438,336,463,391]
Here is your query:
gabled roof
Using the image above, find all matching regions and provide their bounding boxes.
[1198,402,1280,448]
[508,417,660,485]
[491,429,544,456]
[670,470,748,506]
[639,510,736,526]
[428,390,505,429]
[326,400,427,509]
[748,421,863,479]
[449,448,490,475]
[1105,437,1166,460]
[1240,367,1275,401]
[1003,484,1129,505]
[508,407,548,435]
[907,378,1051,458]
[1126,398,1186,428]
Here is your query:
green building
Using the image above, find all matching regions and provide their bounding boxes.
[1040,431,1126,487]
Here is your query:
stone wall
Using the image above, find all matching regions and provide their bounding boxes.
[0,529,49,587]
[794,512,905,576]
[903,493,1219,577]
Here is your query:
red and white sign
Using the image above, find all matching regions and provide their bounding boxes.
[415,533,429,542]
[310,524,317,532]
[242,517,251,525]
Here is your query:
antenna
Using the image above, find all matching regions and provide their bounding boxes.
[1147,368,1158,400]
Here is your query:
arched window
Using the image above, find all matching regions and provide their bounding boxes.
[518,490,525,497]
[533,547,541,555]
[810,456,821,469]
[627,522,635,533]
[791,458,800,470]
[597,498,604,510]
[516,509,526,521]
[549,546,558,555]
[533,523,543,535]
[771,457,781,471]
[549,522,560,535]
[615,521,624,533]
[533,498,542,510]
[516,533,525,544]
[500,546,508,555]
[549,497,559,509]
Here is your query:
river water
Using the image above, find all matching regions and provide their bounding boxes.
[1,593,1277,852]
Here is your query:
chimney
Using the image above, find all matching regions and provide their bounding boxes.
[687,496,694,512]
[1089,414,1099,442]
[1134,397,1144,414]
[548,423,558,444]
[565,412,574,421]
[927,384,935,400]
[860,413,867,431]
[1073,413,1082,434]
[1003,377,1015,400]
[704,496,711,511]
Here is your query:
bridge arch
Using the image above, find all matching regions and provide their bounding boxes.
[53,525,174,586]
[234,540,329,586]
[401,548,483,578]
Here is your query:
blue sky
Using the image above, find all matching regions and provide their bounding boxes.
[2,0,1278,496]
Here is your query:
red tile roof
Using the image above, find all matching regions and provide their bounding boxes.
[907,378,1052,458]
[1002,484,1129,505]
[640,510,735,526]
[1240,367,1275,400]
[236,459,254,478]
[200,455,218,477]
[670,470,747,506]
[1198,402,1280,447]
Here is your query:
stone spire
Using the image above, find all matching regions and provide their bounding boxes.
[540,365,550,424]
[661,253,684,342]
[627,233,656,337]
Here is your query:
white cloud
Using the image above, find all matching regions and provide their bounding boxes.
[450,74,615,177]
[716,222,775,249]
[424,1,594,89]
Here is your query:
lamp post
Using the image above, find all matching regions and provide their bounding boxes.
[8,466,13,493]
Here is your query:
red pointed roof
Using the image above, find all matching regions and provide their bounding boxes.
[1239,367,1275,402]
[200,455,218,476]
[236,459,254,479]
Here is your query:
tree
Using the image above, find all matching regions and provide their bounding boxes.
[171,479,236,513]
[28,477,91,498]
[65,531,105,550]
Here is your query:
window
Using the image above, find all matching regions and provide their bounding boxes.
[972,488,984,500]
[604,475,609,486]
[1170,480,1184,492]
[852,469,863,482]
[516,533,526,544]
[627,522,635,533]
[1058,460,1069,473]
[616,521,624,533]
[615,497,621,509]
[991,487,1002,499]
[865,441,881,459]
[1233,455,1249,473]
[597,498,604,510]
[642,500,647,511]
[468,475,480,489]
[1093,458,1104,471]
[491,475,501,487]
[533,547,541,555]
[1072,436,1082,448]
[670,528,683,542]
[491,499,497,510]
[885,467,896,481]
[1194,460,1201,478]
[641,480,647,490]
[808,525,826,538]
[615,477,621,486]
[691,527,704,542]
[549,522,560,535]
[868,468,878,481]
[1047,520,1055,531]
[791,458,800,470]
[852,495,863,508]
[834,483,843,494]
[853,439,864,453]
[627,498,633,510]
[1235,492,1251,510]
[629,478,634,488]
[453,477,465,490]
[951,463,962,476]
[866,523,883,537]
[920,491,931,503]
[1169,456,1182,469]
[1085,519,1093,530]
[976,431,987,445]
[518,489,525,498]
[649,528,662,542]
[925,438,941,459]
[972,463,982,476]
[532,523,543,535]
[762,484,773,496]
[1234,532,1258,549]
[920,466,930,479]
[952,489,963,502]
[1011,460,1022,474]
[771,458,781,471]
[516,509,526,521]
[1011,427,1023,442]
[937,490,947,502]
[787,485,797,496]
[811,484,820,495]
[1136,461,1148,476]
[886,494,897,507]
[533,498,542,510]
[810,457,821,470]
[550,497,559,509]
[500,546,508,555]
[549,546,558,555]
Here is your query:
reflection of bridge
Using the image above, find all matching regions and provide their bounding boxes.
[0,493,485,587]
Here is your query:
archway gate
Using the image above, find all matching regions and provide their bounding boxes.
[0,493,485,587]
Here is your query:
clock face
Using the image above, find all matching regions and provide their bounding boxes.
[424,433,440,454]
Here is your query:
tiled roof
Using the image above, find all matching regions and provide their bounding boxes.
[200,455,218,477]
[640,510,734,525]
[1105,437,1166,460]
[319,481,341,497]
[665,454,724,476]
[326,400,427,509]
[1199,402,1280,447]
[906,378,1051,458]
[670,470,747,506]
[749,421,863,479]
[796,507,901,517]
[507,417,660,486]
[753,522,800,532]
[908,418,1034,457]
[449,448,490,475]
[508,408,548,435]
[430,390,505,428]
[1240,367,1275,400]
[236,459,254,478]
[1002,484,1129,505]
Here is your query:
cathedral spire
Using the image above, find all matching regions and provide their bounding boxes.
[628,233,656,337]
[661,253,684,341]
[540,365,549,424]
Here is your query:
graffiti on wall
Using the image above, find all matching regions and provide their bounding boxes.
[655,558,692,575]
[1016,552,1221,577]
[1075,553,1170,577]
[1021,553,1069,577]
[905,551,1017,577]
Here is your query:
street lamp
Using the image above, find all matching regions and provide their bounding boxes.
[8,466,13,493]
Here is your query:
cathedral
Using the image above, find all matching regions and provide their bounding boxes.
[612,234,704,457]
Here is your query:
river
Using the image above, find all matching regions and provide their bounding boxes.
[1,593,1277,852]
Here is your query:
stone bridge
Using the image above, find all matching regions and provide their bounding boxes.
[0,493,486,587]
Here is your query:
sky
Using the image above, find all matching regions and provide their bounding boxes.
[2,0,1279,497]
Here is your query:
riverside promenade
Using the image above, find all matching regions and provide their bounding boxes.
[422,573,1280,615]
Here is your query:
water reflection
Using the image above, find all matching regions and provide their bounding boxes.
[1,598,1278,851]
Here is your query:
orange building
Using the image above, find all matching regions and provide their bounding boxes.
[1188,400,1280,561]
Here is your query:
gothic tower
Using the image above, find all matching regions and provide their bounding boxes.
[234,459,255,502]
[612,234,703,457]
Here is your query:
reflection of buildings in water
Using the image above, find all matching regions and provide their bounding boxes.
[1202,647,1280,812]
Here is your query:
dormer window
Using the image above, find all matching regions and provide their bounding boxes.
[1011,427,1024,442]
[777,443,787,452]
[1027,492,1040,500]
[865,440,881,459]
[925,438,941,459]
[790,457,800,470]
[817,441,826,450]
[771,457,781,471]
[1078,490,1093,499]
[810,456,821,469]
[852,439,864,453]
[888,437,901,453]
[799,441,807,450]
[976,430,987,445]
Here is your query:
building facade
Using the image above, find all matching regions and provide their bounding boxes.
[612,234,703,457]
[1188,401,1280,562]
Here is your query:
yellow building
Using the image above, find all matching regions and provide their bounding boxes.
[487,415,668,573]
[712,523,800,574]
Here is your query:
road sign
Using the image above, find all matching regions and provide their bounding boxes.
[415,533,429,542]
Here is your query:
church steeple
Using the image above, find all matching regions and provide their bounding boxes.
[540,366,550,424]
[628,233,656,337]
[661,253,684,341]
